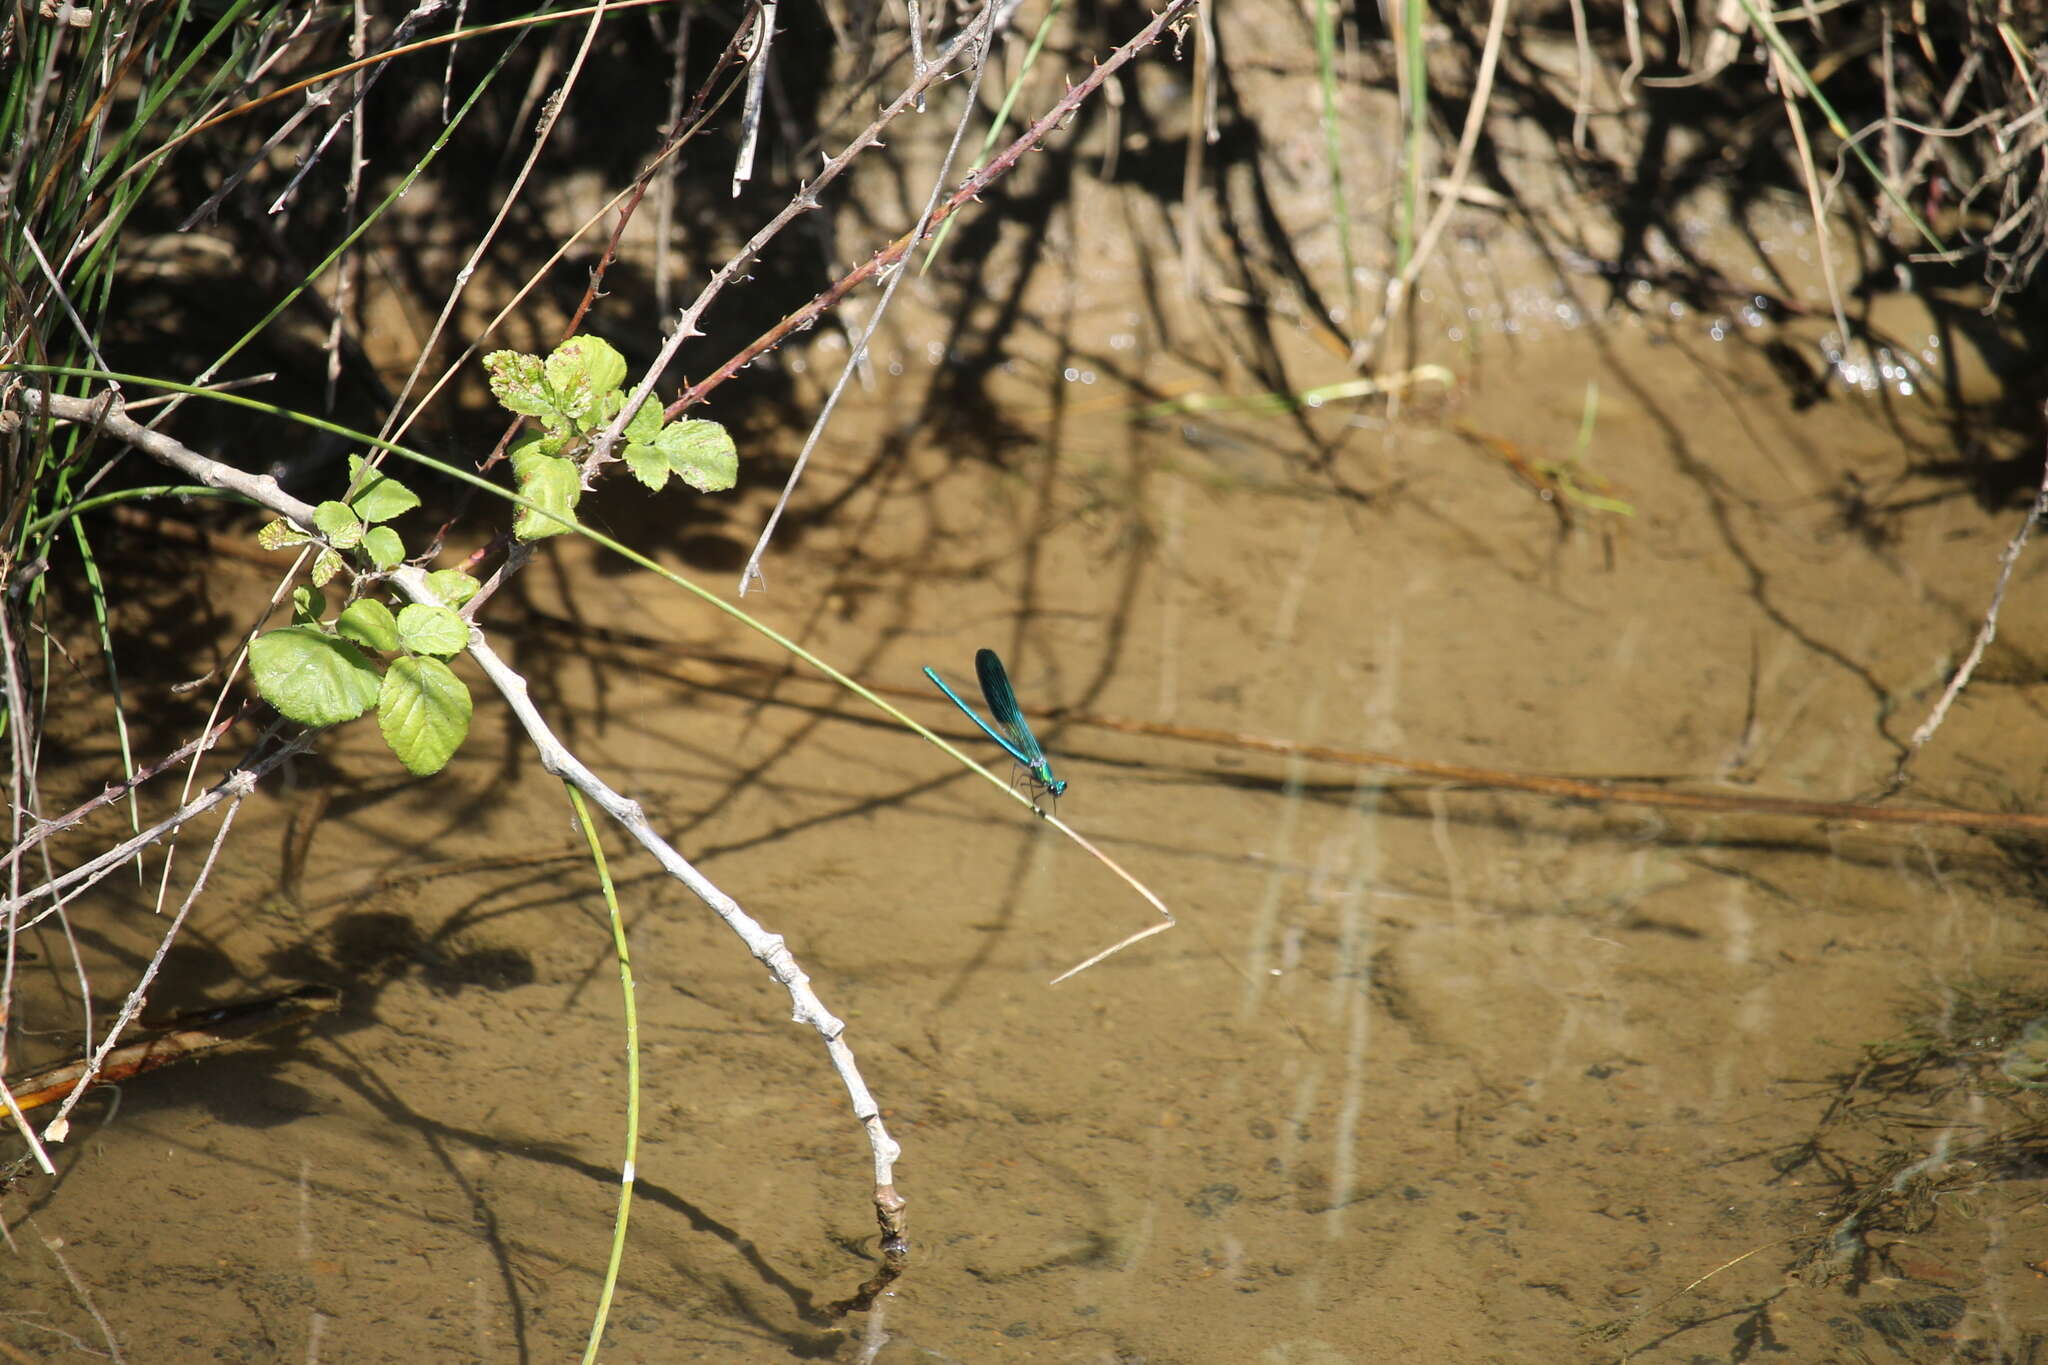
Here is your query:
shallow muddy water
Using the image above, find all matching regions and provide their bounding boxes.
[10,13,2048,1364]
[10,263,2048,1364]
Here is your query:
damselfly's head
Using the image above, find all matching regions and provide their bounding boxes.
[1037,769,1067,799]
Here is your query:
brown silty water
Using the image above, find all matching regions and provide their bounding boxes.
[6,11,2048,1365]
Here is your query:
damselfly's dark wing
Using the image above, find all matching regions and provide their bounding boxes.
[974,648,1046,764]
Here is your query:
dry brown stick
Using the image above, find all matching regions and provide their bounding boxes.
[1074,712,2048,834]
[2,987,340,1115]
[516,632,2048,837]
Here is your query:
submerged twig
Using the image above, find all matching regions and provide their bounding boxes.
[1896,413,2048,785]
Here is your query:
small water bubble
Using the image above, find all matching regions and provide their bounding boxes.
[1109,333,1135,351]
[1709,320,1727,342]
[1079,370,1097,384]
[1447,325,1465,342]
[790,357,807,374]
[888,360,903,376]
[925,340,944,365]
[1063,366,1080,382]
[1668,300,1687,319]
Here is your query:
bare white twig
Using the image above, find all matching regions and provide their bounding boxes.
[905,0,930,112]
[732,0,778,194]
[456,625,905,1243]
[16,390,319,527]
[17,226,111,375]
[1565,0,1593,152]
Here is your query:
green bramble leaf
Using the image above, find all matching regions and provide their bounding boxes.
[311,547,345,586]
[544,335,627,426]
[258,518,312,551]
[650,418,738,493]
[623,394,662,444]
[335,598,401,652]
[347,453,420,523]
[363,525,405,570]
[396,603,468,658]
[618,396,670,489]
[312,500,363,549]
[249,625,382,727]
[483,350,558,422]
[623,441,671,491]
[513,453,581,541]
[377,655,472,776]
[424,569,480,608]
[290,586,324,624]
[510,432,571,470]
[510,436,559,477]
